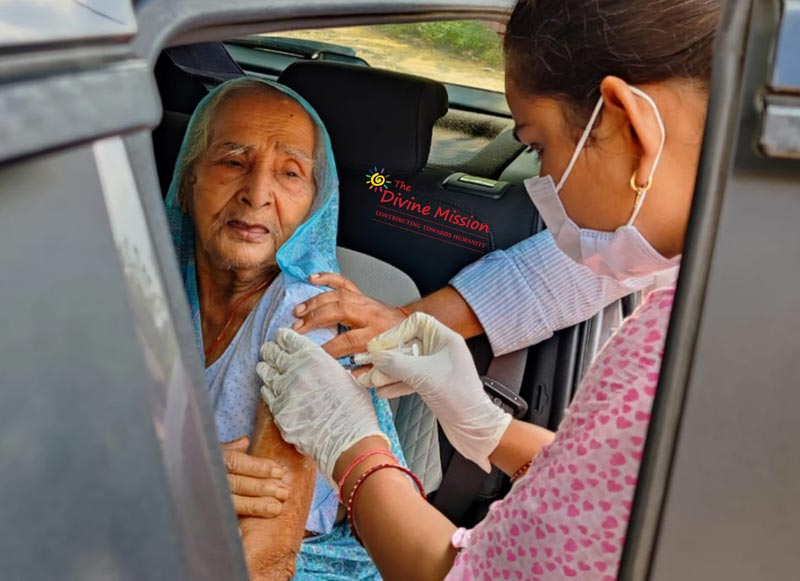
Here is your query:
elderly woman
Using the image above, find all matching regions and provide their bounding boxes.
[164,77,404,580]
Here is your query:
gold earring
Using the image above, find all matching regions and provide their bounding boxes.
[630,172,653,205]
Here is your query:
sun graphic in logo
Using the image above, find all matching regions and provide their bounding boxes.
[365,166,392,193]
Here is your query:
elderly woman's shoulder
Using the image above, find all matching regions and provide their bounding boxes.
[280,276,329,303]
[264,275,337,346]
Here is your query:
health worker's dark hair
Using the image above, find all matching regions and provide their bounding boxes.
[504,0,721,129]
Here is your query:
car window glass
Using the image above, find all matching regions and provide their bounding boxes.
[270,21,504,93]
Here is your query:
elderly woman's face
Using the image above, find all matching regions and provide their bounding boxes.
[189,90,316,272]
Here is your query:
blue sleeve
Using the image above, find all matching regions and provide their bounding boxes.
[450,230,657,356]
[270,283,337,348]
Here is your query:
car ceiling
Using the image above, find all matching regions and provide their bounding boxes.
[133,0,515,64]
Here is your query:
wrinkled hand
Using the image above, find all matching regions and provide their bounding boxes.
[291,273,407,357]
[357,312,511,472]
[257,328,389,486]
[221,437,289,519]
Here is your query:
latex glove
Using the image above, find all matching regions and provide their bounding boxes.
[257,328,389,487]
[357,312,511,472]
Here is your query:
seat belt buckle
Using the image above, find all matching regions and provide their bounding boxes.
[480,375,528,419]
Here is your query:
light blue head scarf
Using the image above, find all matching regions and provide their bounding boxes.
[164,77,340,354]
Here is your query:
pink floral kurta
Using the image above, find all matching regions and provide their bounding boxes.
[447,287,676,580]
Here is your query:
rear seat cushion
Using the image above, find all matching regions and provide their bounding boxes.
[335,247,420,307]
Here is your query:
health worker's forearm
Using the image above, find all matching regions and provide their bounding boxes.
[489,419,555,476]
[336,437,458,581]
[405,286,484,340]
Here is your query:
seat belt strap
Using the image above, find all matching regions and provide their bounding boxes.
[433,348,527,522]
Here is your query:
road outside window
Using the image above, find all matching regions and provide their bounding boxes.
[270,21,505,93]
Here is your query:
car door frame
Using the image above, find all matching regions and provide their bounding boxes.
[0,3,247,579]
[621,0,800,578]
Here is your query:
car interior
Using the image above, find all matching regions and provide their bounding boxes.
[4,0,800,578]
[150,24,633,528]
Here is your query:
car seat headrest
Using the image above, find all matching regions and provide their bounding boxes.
[156,43,245,114]
[279,61,448,174]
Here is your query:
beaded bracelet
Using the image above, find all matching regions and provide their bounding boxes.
[510,460,533,483]
[346,463,426,546]
[337,449,398,502]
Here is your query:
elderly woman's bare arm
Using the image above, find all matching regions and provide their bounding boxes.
[240,401,316,581]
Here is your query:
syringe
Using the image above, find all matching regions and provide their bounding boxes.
[338,340,421,369]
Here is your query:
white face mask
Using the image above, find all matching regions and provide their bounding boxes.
[524,86,680,281]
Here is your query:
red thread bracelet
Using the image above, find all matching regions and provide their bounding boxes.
[398,306,411,318]
[510,460,532,483]
[346,463,426,546]
[337,449,397,501]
